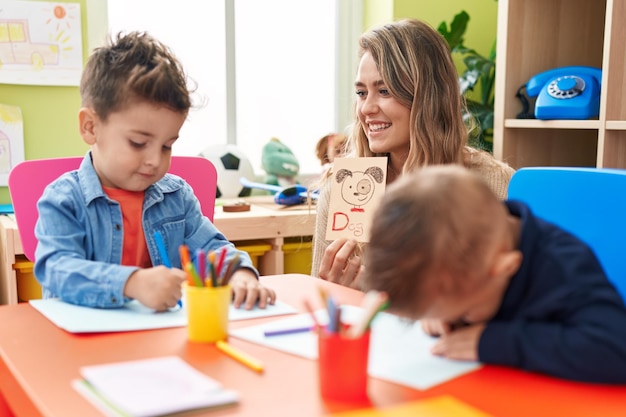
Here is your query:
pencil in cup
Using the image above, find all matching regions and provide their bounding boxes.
[185,284,231,343]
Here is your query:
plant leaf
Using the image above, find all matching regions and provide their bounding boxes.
[438,11,469,50]
[439,8,497,153]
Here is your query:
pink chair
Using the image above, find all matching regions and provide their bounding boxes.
[8,155,217,262]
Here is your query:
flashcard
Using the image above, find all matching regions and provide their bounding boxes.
[325,157,387,242]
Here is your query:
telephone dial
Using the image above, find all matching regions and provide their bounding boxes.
[516,66,602,120]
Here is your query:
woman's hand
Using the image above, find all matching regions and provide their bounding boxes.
[318,238,364,288]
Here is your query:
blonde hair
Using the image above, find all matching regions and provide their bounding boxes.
[349,18,468,174]
[361,165,505,316]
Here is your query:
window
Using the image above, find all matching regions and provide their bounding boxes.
[107,0,348,176]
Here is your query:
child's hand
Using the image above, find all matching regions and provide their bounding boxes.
[229,269,276,310]
[421,319,453,337]
[430,323,486,361]
[124,266,187,312]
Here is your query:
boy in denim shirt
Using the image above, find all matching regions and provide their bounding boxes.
[34,32,275,311]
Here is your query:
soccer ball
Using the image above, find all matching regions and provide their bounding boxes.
[199,144,255,198]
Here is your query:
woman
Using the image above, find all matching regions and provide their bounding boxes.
[312,18,514,287]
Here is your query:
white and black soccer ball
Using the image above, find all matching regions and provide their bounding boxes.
[199,144,255,198]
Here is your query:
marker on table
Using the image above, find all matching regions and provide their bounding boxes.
[216,340,264,373]
[264,325,315,337]
[153,231,182,308]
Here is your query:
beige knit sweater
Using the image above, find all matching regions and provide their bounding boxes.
[310,147,515,277]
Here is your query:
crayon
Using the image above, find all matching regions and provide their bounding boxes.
[216,340,264,373]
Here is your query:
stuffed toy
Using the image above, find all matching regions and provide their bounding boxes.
[261,137,300,187]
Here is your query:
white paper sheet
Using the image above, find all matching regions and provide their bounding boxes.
[229,305,482,390]
[30,298,297,333]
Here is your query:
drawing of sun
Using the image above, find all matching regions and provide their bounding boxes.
[44,3,80,55]
[45,4,75,31]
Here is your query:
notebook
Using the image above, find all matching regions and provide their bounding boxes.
[73,356,238,417]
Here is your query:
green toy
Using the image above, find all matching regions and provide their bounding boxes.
[261,137,300,187]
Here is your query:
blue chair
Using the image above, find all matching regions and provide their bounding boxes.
[507,167,626,301]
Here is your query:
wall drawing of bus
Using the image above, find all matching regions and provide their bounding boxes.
[0,19,59,70]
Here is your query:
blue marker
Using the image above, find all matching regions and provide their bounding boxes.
[153,231,171,268]
[153,231,182,308]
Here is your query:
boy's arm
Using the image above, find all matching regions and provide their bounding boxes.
[479,301,626,383]
[34,182,134,308]
[478,225,626,384]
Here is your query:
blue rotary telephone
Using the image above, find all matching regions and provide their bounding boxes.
[518,66,602,120]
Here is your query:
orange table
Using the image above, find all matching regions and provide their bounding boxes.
[0,274,625,417]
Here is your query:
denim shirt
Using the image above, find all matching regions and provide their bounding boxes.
[34,152,256,307]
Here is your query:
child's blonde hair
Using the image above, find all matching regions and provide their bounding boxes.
[315,133,348,165]
[361,165,506,316]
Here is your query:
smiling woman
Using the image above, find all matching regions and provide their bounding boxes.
[107,0,340,176]
[311,18,515,285]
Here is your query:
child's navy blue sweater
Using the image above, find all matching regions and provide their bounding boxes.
[479,200,626,383]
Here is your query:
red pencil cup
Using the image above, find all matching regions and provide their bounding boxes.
[318,326,371,403]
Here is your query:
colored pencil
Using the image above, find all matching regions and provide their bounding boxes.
[264,326,315,337]
[208,251,218,287]
[346,290,389,338]
[221,253,240,286]
[154,231,181,306]
[216,247,228,277]
[179,245,191,268]
[196,249,205,281]
[302,299,321,329]
[216,340,264,373]
[185,262,204,287]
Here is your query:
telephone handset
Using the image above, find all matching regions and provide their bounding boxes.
[518,66,602,120]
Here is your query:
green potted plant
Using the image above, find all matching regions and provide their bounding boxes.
[438,10,496,152]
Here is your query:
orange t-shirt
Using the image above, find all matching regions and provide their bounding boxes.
[102,187,152,268]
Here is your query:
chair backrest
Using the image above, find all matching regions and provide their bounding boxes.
[508,167,626,300]
[168,156,217,221]
[8,155,217,262]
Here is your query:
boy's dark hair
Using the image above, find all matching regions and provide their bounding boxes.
[80,31,192,120]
